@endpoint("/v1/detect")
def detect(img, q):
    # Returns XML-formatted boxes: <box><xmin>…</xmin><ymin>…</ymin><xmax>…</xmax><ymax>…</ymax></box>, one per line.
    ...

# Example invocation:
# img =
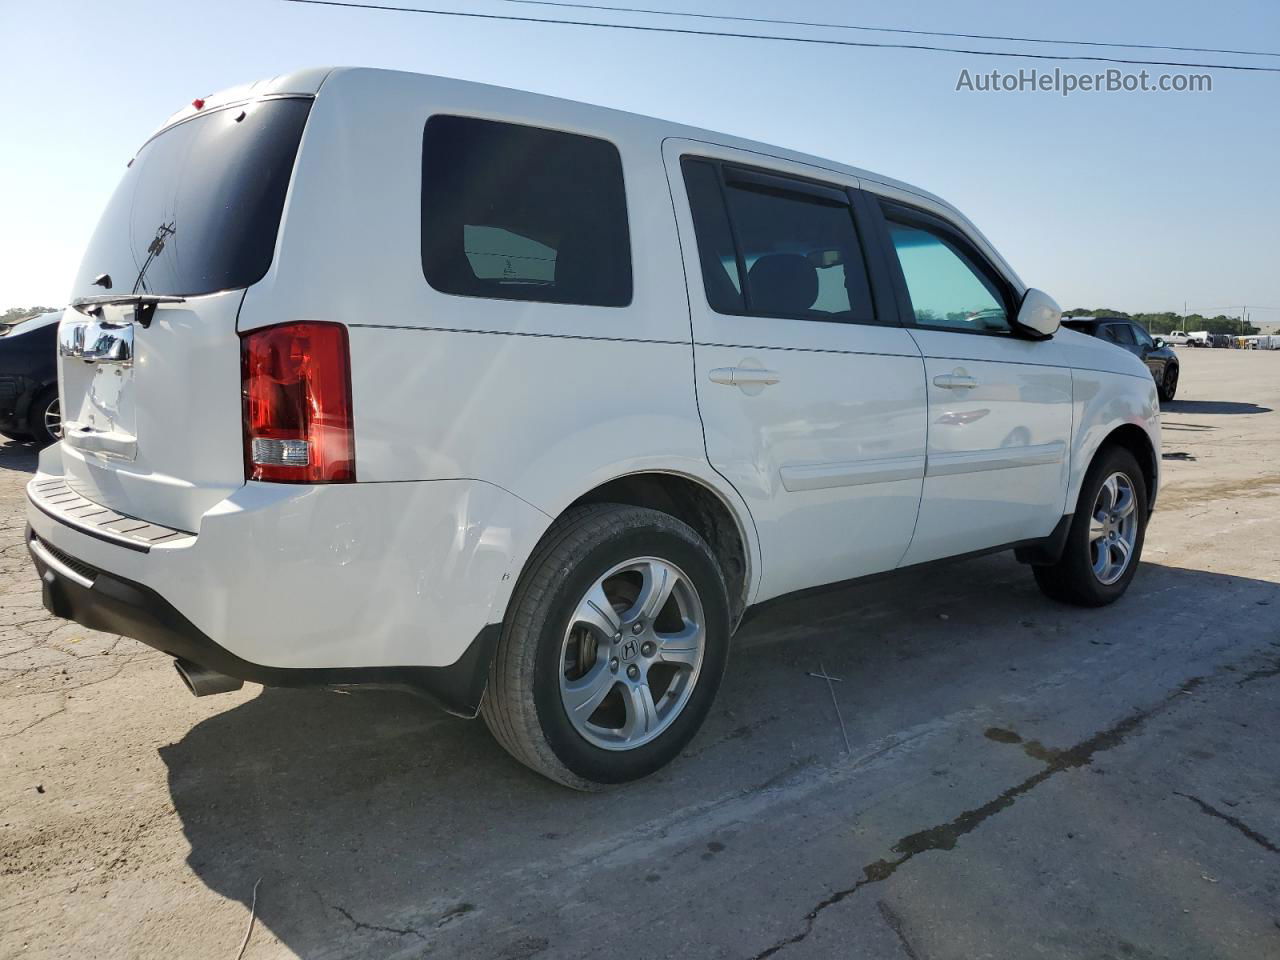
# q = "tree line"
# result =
<box><xmin>1063</xmin><ymin>308</ymin><xmax>1259</xmax><ymax>336</ymax></box>
<box><xmin>0</xmin><ymin>306</ymin><xmax>60</xmax><ymax>326</ymax></box>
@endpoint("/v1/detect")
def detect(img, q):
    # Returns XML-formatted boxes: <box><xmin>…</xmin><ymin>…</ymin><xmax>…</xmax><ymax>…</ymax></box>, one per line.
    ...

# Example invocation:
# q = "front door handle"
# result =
<box><xmin>933</xmin><ymin>373</ymin><xmax>979</xmax><ymax>389</ymax></box>
<box><xmin>709</xmin><ymin>367</ymin><xmax>781</xmax><ymax>387</ymax></box>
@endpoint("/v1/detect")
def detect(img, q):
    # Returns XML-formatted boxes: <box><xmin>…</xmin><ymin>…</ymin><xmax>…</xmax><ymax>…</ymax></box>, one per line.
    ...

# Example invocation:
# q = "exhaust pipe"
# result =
<box><xmin>174</xmin><ymin>659</ymin><xmax>244</xmax><ymax>697</ymax></box>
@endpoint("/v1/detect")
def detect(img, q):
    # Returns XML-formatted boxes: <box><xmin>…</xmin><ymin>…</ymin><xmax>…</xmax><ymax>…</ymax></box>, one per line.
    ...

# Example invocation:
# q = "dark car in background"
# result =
<box><xmin>1064</xmin><ymin>316</ymin><xmax>1180</xmax><ymax>402</ymax></box>
<box><xmin>0</xmin><ymin>311</ymin><xmax>61</xmax><ymax>445</ymax></box>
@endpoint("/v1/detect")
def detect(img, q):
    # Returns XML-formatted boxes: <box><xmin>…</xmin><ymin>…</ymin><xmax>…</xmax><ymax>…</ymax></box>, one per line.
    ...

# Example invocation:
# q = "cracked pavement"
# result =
<box><xmin>2</xmin><ymin>349</ymin><xmax>1279</xmax><ymax>959</ymax></box>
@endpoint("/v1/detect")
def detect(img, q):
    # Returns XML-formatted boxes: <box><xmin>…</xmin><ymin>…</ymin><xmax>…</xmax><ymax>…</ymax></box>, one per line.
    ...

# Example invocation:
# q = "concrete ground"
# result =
<box><xmin>2</xmin><ymin>349</ymin><xmax>1278</xmax><ymax>960</ymax></box>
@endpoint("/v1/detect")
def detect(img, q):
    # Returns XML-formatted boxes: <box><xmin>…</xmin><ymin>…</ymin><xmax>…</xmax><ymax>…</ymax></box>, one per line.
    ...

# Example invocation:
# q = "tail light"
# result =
<box><xmin>241</xmin><ymin>322</ymin><xmax>355</xmax><ymax>483</ymax></box>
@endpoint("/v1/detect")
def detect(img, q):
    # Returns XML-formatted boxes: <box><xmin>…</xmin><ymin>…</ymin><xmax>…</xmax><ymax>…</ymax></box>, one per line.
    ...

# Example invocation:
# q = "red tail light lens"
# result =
<box><xmin>241</xmin><ymin>322</ymin><xmax>355</xmax><ymax>483</ymax></box>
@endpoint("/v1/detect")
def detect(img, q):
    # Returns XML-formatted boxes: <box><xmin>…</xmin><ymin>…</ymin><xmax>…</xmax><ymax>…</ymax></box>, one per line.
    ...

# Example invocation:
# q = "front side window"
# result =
<box><xmin>885</xmin><ymin>215</ymin><xmax>1010</xmax><ymax>334</ymax></box>
<box><xmin>421</xmin><ymin>116</ymin><xmax>632</xmax><ymax>307</ymax></box>
<box><xmin>681</xmin><ymin>159</ymin><xmax>876</xmax><ymax>323</ymax></box>
<box><xmin>1132</xmin><ymin>325</ymin><xmax>1155</xmax><ymax>349</ymax></box>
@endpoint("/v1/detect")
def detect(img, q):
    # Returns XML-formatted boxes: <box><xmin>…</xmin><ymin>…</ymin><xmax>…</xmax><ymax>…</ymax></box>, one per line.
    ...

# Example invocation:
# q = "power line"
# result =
<box><xmin>280</xmin><ymin>0</ymin><xmax>1280</xmax><ymax>73</ymax></box>
<box><xmin>500</xmin><ymin>0</ymin><xmax>1280</xmax><ymax>60</ymax></box>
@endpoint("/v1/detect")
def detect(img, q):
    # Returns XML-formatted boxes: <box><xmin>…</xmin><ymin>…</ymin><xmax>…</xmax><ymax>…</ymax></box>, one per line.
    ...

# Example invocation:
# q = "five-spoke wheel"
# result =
<box><xmin>483</xmin><ymin>503</ymin><xmax>730</xmax><ymax>789</ymax></box>
<box><xmin>559</xmin><ymin>557</ymin><xmax>705</xmax><ymax>751</ymax></box>
<box><xmin>1032</xmin><ymin>445</ymin><xmax>1148</xmax><ymax>607</ymax></box>
<box><xmin>1088</xmin><ymin>473</ymin><xmax>1138</xmax><ymax>586</ymax></box>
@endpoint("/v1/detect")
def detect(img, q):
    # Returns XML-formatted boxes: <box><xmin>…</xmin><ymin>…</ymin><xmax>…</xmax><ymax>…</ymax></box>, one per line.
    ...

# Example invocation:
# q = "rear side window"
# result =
<box><xmin>421</xmin><ymin>116</ymin><xmax>632</xmax><ymax>307</ymax></box>
<box><xmin>1103</xmin><ymin>323</ymin><xmax>1136</xmax><ymax>346</ymax></box>
<box><xmin>72</xmin><ymin>98</ymin><xmax>312</xmax><ymax>299</ymax></box>
<box><xmin>681</xmin><ymin>159</ymin><xmax>876</xmax><ymax>324</ymax></box>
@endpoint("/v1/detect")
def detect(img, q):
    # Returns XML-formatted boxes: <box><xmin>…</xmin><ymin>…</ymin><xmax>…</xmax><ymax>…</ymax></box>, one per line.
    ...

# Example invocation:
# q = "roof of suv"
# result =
<box><xmin>1063</xmin><ymin>316</ymin><xmax>1130</xmax><ymax>330</ymax></box>
<box><xmin>150</xmin><ymin>66</ymin><xmax>1022</xmax><ymax>289</ymax></box>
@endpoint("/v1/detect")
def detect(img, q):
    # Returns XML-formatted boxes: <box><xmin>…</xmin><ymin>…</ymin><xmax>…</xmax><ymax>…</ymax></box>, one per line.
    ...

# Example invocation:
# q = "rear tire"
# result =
<box><xmin>1157</xmin><ymin>364</ymin><xmax>1179</xmax><ymax>403</ymax></box>
<box><xmin>29</xmin><ymin>388</ymin><xmax>61</xmax><ymax>447</ymax></box>
<box><xmin>482</xmin><ymin>503</ymin><xmax>730</xmax><ymax>790</ymax></box>
<box><xmin>1032</xmin><ymin>445</ymin><xmax>1148</xmax><ymax>607</ymax></box>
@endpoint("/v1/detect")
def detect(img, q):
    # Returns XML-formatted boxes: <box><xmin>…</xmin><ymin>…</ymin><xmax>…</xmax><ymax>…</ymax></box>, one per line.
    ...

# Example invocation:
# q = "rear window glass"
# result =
<box><xmin>72</xmin><ymin>98</ymin><xmax>312</xmax><ymax>299</ymax></box>
<box><xmin>421</xmin><ymin>115</ymin><xmax>632</xmax><ymax>307</ymax></box>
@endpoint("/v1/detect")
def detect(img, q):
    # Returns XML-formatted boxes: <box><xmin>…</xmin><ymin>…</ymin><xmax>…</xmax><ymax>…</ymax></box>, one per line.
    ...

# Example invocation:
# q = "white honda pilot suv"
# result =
<box><xmin>28</xmin><ymin>68</ymin><xmax>1159</xmax><ymax>788</ymax></box>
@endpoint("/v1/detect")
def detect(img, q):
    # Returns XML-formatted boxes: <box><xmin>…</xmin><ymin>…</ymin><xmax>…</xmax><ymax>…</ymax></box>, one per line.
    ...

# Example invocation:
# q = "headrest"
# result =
<box><xmin>747</xmin><ymin>254</ymin><xmax>818</xmax><ymax>315</ymax></box>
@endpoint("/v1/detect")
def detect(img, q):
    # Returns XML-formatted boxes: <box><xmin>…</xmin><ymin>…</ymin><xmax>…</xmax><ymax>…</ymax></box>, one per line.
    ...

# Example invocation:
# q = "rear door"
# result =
<box><xmin>665</xmin><ymin>142</ymin><xmax>927</xmax><ymax>602</ymax></box>
<box><xmin>871</xmin><ymin>199</ymin><xmax>1073</xmax><ymax>566</ymax></box>
<box><xmin>55</xmin><ymin>96</ymin><xmax>312</xmax><ymax>532</ymax></box>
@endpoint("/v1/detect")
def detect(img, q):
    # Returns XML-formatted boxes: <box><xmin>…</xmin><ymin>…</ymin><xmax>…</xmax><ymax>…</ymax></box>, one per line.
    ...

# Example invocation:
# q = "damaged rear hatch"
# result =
<box><xmin>55</xmin><ymin>93</ymin><xmax>313</xmax><ymax>533</ymax></box>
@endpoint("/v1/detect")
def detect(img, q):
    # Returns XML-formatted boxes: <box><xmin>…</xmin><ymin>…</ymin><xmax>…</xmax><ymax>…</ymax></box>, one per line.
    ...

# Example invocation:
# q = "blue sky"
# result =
<box><xmin>2</xmin><ymin>0</ymin><xmax>1278</xmax><ymax>322</ymax></box>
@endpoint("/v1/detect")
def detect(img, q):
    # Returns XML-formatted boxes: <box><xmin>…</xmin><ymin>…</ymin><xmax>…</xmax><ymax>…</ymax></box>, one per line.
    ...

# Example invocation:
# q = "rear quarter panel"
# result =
<box><xmin>236</xmin><ymin>68</ymin><xmax>762</xmax><ymax>604</ymax></box>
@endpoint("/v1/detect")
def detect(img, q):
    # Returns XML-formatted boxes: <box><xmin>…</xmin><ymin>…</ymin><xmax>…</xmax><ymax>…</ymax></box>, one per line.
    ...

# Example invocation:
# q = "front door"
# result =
<box><xmin>1100</xmin><ymin>321</ymin><xmax>1165</xmax><ymax>379</ymax></box>
<box><xmin>874</xmin><ymin>201</ymin><xmax>1074</xmax><ymax>566</ymax></box>
<box><xmin>665</xmin><ymin>142</ymin><xmax>927</xmax><ymax>602</ymax></box>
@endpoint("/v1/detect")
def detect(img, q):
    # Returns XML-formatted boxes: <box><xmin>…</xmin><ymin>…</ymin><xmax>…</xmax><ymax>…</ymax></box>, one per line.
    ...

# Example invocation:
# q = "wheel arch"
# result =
<box><xmin>502</xmin><ymin>470</ymin><xmax>759</xmax><ymax>631</ymax></box>
<box><xmin>1093</xmin><ymin>423</ymin><xmax>1159</xmax><ymax>512</ymax></box>
<box><xmin>568</xmin><ymin>471</ymin><xmax>756</xmax><ymax>628</ymax></box>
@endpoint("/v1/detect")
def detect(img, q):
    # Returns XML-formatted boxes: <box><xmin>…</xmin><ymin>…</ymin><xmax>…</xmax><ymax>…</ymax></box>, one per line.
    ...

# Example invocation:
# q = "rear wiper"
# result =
<box><xmin>70</xmin><ymin>294</ymin><xmax>186</xmax><ymax>328</ymax></box>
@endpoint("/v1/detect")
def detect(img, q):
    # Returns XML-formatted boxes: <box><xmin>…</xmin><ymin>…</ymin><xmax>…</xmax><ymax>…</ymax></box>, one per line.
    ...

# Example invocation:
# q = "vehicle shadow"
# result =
<box><xmin>157</xmin><ymin>555</ymin><xmax>1280</xmax><ymax>957</ymax></box>
<box><xmin>1161</xmin><ymin>400</ymin><xmax>1273</xmax><ymax>415</ymax></box>
<box><xmin>0</xmin><ymin>438</ymin><xmax>39</xmax><ymax>475</ymax></box>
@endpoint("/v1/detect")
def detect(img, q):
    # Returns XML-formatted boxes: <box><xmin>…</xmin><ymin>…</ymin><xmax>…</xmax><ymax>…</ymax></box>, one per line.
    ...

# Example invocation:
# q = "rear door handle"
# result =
<box><xmin>933</xmin><ymin>373</ymin><xmax>979</xmax><ymax>389</ymax></box>
<box><xmin>709</xmin><ymin>367</ymin><xmax>781</xmax><ymax>387</ymax></box>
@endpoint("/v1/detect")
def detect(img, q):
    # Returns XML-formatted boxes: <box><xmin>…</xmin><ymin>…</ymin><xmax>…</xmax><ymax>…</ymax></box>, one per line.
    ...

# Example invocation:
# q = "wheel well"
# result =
<box><xmin>1099</xmin><ymin>424</ymin><xmax>1157</xmax><ymax>506</ymax></box>
<box><xmin>570</xmin><ymin>473</ymin><xmax>751</xmax><ymax>626</ymax></box>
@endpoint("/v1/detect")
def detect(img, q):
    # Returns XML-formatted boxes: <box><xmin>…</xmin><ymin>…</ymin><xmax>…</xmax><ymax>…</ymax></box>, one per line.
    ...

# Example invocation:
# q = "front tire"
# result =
<box><xmin>1032</xmin><ymin>445</ymin><xmax>1148</xmax><ymax>607</ymax></box>
<box><xmin>482</xmin><ymin>503</ymin><xmax>730</xmax><ymax>789</ymax></box>
<box><xmin>1157</xmin><ymin>364</ymin><xmax>1179</xmax><ymax>402</ymax></box>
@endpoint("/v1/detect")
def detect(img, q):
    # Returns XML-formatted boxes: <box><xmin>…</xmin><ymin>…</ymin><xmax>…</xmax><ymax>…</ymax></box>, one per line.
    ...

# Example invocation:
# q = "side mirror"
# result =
<box><xmin>1154</xmin><ymin>337</ymin><xmax>1166</xmax><ymax>348</ymax></box>
<box><xmin>1013</xmin><ymin>288</ymin><xmax>1061</xmax><ymax>339</ymax></box>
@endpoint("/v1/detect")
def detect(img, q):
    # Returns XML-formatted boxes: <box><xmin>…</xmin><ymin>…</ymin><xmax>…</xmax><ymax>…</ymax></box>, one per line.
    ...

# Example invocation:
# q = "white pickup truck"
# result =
<box><xmin>1163</xmin><ymin>330</ymin><xmax>1191</xmax><ymax>346</ymax></box>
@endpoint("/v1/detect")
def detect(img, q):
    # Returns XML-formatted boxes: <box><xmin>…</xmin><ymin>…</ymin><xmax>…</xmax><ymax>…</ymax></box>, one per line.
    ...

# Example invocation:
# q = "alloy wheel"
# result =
<box><xmin>1089</xmin><ymin>472</ymin><xmax>1138</xmax><ymax>585</ymax></box>
<box><xmin>559</xmin><ymin>557</ymin><xmax>706</xmax><ymax>751</ymax></box>
<box><xmin>44</xmin><ymin>398</ymin><xmax>62</xmax><ymax>439</ymax></box>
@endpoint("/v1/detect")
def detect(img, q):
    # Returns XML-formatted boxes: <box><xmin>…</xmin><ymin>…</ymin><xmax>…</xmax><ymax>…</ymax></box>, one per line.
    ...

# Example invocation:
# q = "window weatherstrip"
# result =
<box><xmin>722</xmin><ymin>165</ymin><xmax>850</xmax><ymax>206</ymax></box>
<box><xmin>713</xmin><ymin>162</ymin><xmax>753</xmax><ymax>314</ymax></box>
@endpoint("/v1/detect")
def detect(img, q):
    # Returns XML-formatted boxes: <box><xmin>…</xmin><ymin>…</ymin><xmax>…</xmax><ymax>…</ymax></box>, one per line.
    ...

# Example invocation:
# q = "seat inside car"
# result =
<box><xmin>746</xmin><ymin>253</ymin><xmax>819</xmax><ymax>315</ymax></box>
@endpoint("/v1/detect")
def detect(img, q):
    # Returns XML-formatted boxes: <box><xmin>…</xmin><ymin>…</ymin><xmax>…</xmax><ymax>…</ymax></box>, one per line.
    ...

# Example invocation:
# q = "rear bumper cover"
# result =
<box><xmin>25</xmin><ymin>468</ymin><xmax>551</xmax><ymax>716</ymax></box>
<box><xmin>28</xmin><ymin>525</ymin><xmax>500</xmax><ymax>715</ymax></box>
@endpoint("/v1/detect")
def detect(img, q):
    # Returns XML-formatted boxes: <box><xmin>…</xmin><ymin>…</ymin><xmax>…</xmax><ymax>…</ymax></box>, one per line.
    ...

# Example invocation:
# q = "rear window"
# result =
<box><xmin>72</xmin><ymin>98</ymin><xmax>312</xmax><ymax>299</ymax></box>
<box><xmin>421</xmin><ymin>115</ymin><xmax>632</xmax><ymax>307</ymax></box>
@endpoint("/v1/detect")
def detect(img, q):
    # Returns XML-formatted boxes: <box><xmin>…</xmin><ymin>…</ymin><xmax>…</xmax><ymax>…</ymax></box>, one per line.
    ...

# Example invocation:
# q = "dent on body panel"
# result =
<box><xmin>190</xmin><ymin>481</ymin><xmax>549</xmax><ymax>668</ymax></box>
<box><xmin>928</xmin><ymin>365</ymin><xmax>1071</xmax><ymax>453</ymax></box>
